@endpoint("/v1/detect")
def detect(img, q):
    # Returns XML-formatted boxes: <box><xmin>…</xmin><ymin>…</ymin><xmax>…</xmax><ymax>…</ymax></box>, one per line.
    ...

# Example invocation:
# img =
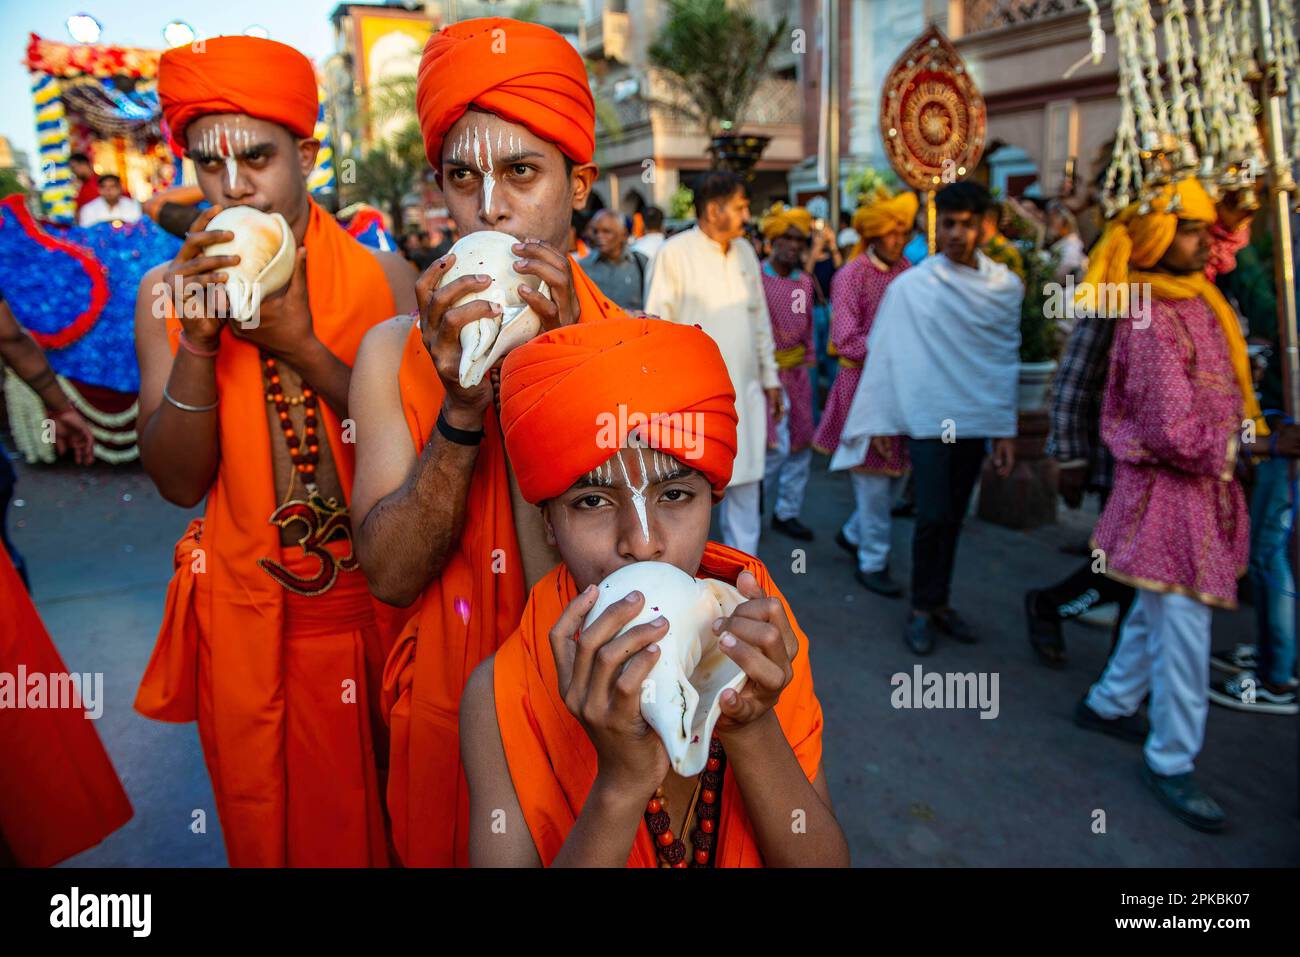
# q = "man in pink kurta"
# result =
<box><xmin>818</xmin><ymin>191</ymin><xmax>916</xmax><ymax>596</ymax></box>
<box><xmin>759</xmin><ymin>205</ymin><xmax>818</xmax><ymax>541</ymax></box>
<box><xmin>1074</xmin><ymin>178</ymin><xmax>1300</xmax><ymax>833</ymax></box>
<box><xmin>1093</xmin><ymin>294</ymin><xmax>1248</xmax><ymax>608</ymax></box>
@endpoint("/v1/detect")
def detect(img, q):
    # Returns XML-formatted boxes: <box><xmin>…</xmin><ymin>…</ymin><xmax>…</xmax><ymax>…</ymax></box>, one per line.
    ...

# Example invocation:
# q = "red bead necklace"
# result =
<box><xmin>644</xmin><ymin>736</ymin><xmax>726</xmax><ymax>868</ymax></box>
<box><xmin>260</xmin><ymin>352</ymin><xmax>320</xmax><ymax>491</ymax></box>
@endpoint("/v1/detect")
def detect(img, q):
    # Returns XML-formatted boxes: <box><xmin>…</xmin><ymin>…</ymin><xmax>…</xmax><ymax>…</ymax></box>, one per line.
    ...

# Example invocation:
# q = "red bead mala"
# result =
<box><xmin>643</xmin><ymin>736</ymin><xmax>726</xmax><ymax>868</ymax></box>
<box><xmin>260</xmin><ymin>352</ymin><xmax>320</xmax><ymax>488</ymax></box>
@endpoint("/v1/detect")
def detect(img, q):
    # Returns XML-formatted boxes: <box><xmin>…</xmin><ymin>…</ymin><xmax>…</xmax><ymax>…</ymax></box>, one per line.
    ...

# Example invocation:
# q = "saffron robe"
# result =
<box><xmin>0</xmin><ymin>546</ymin><xmax>133</xmax><ymax>866</ymax></box>
<box><xmin>492</xmin><ymin>542</ymin><xmax>824</xmax><ymax>866</ymax></box>
<box><xmin>383</xmin><ymin>259</ymin><xmax>623</xmax><ymax>866</ymax></box>
<box><xmin>134</xmin><ymin>200</ymin><xmax>404</xmax><ymax>866</ymax></box>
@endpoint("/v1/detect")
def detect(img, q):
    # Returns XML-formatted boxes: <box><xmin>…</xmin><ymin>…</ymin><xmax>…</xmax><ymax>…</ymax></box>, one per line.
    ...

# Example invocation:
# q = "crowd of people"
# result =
<box><xmin>570</xmin><ymin>151</ymin><xmax>1300</xmax><ymax>836</ymax></box>
<box><xmin>2</xmin><ymin>14</ymin><xmax>1297</xmax><ymax>866</ymax></box>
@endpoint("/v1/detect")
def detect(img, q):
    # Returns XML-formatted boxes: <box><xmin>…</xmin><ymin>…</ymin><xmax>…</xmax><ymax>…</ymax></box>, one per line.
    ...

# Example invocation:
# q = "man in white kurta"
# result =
<box><xmin>645</xmin><ymin>172</ymin><xmax>780</xmax><ymax>556</ymax></box>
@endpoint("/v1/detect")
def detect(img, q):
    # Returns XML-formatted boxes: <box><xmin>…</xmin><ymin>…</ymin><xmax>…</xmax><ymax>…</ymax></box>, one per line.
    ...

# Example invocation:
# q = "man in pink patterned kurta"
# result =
<box><xmin>1074</xmin><ymin>178</ymin><xmax>1300</xmax><ymax>833</ymax></box>
<box><xmin>817</xmin><ymin>191</ymin><xmax>916</xmax><ymax>596</ymax></box>
<box><xmin>760</xmin><ymin>207</ymin><xmax>818</xmax><ymax>541</ymax></box>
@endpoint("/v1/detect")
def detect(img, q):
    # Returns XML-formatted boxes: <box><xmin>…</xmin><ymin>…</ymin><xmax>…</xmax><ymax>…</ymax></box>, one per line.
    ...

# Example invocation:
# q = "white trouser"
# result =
<box><xmin>718</xmin><ymin>480</ymin><xmax>761</xmax><ymax>556</ymax></box>
<box><xmin>1085</xmin><ymin>589</ymin><xmax>1213</xmax><ymax>777</ymax></box>
<box><xmin>841</xmin><ymin>472</ymin><xmax>902</xmax><ymax>574</ymax></box>
<box><xmin>765</xmin><ymin>446</ymin><xmax>812</xmax><ymax>522</ymax></box>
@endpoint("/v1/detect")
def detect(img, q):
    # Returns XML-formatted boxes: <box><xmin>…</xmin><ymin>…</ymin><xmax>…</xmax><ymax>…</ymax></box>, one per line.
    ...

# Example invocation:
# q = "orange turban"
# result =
<box><xmin>416</xmin><ymin>17</ymin><xmax>595</xmax><ymax>173</ymax></box>
<box><xmin>159</xmin><ymin>36</ymin><xmax>318</xmax><ymax>156</ymax></box>
<box><xmin>760</xmin><ymin>203</ymin><xmax>813</xmax><ymax>240</ymax></box>
<box><xmin>852</xmin><ymin>191</ymin><xmax>919</xmax><ymax>240</ymax></box>
<box><xmin>498</xmin><ymin>319</ymin><xmax>738</xmax><ymax>504</ymax></box>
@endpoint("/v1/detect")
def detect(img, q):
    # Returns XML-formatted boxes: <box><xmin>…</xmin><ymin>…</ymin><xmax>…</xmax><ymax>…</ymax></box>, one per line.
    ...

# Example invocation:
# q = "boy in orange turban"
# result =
<box><xmin>133</xmin><ymin>35</ymin><xmax>418</xmax><ymax>867</ymax></box>
<box><xmin>347</xmin><ymin>17</ymin><xmax>627</xmax><ymax>866</ymax></box>
<box><xmin>457</xmin><ymin>318</ymin><xmax>848</xmax><ymax>866</ymax></box>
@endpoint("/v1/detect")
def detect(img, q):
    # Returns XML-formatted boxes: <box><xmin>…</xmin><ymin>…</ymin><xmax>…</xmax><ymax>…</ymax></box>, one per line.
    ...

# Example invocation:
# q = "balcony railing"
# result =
<box><xmin>961</xmin><ymin>0</ymin><xmax>1091</xmax><ymax>35</ymax></box>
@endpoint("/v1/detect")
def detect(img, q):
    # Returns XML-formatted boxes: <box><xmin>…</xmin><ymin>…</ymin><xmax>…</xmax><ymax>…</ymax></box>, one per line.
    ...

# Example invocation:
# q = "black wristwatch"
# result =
<box><xmin>437</xmin><ymin>409</ymin><xmax>485</xmax><ymax>446</ymax></box>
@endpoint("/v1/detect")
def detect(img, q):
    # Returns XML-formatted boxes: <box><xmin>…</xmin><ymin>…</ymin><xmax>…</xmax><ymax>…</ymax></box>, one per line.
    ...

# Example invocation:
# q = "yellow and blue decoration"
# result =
<box><xmin>33</xmin><ymin>73</ymin><xmax>77</xmax><ymax>224</ymax></box>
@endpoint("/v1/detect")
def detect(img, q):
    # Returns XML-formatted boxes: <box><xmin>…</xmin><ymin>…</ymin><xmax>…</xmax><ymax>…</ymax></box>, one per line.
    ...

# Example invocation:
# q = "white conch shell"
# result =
<box><xmin>584</xmin><ymin>561</ymin><xmax>747</xmax><ymax>777</ymax></box>
<box><xmin>204</xmin><ymin>206</ymin><xmax>295</xmax><ymax>322</ymax></box>
<box><xmin>436</xmin><ymin>230</ymin><xmax>549</xmax><ymax>388</ymax></box>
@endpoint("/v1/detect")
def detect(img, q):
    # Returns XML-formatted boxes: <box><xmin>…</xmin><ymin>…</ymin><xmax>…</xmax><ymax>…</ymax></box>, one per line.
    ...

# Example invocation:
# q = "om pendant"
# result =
<box><xmin>257</xmin><ymin>488</ymin><xmax>359</xmax><ymax>596</ymax></box>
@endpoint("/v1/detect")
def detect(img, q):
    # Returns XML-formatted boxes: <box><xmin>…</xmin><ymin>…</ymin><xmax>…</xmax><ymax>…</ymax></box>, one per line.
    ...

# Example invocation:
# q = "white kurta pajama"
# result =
<box><xmin>645</xmin><ymin>226</ymin><xmax>779</xmax><ymax>555</ymax></box>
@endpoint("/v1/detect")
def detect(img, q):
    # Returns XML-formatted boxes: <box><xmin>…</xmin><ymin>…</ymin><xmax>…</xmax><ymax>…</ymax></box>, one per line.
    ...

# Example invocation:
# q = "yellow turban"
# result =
<box><xmin>849</xmin><ymin>191</ymin><xmax>919</xmax><ymax>259</ymax></box>
<box><xmin>760</xmin><ymin>203</ymin><xmax>814</xmax><ymax>240</ymax></box>
<box><xmin>1077</xmin><ymin>177</ymin><xmax>1265</xmax><ymax>437</ymax></box>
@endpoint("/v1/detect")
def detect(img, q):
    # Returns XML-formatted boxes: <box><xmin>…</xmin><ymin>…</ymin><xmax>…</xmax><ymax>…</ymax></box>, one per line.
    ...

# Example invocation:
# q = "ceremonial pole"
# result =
<box><xmin>1254</xmin><ymin>0</ymin><xmax>1299</xmax><ymax>443</ymax></box>
<box><xmin>927</xmin><ymin>189</ymin><xmax>936</xmax><ymax>255</ymax></box>
<box><xmin>827</xmin><ymin>0</ymin><xmax>841</xmax><ymax>235</ymax></box>
<box><xmin>1252</xmin><ymin>0</ymin><xmax>1300</xmax><ymax>818</ymax></box>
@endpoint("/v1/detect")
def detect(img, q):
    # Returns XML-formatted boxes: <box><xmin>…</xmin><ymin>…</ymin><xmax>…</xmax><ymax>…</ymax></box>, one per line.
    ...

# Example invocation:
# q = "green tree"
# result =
<box><xmin>342</xmin><ymin>74</ymin><xmax>426</xmax><ymax>229</ymax></box>
<box><xmin>648</xmin><ymin>0</ymin><xmax>787</xmax><ymax>137</ymax></box>
<box><xmin>0</xmin><ymin>168</ymin><xmax>27</xmax><ymax>200</ymax></box>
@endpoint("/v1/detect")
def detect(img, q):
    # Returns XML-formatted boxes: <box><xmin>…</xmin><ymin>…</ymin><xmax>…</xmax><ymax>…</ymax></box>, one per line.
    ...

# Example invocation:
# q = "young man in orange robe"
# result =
<box><xmin>349</xmin><ymin>17</ymin><xmax>625</xmax><ymax>866</ymax></box>
<box><xmin>458</xmin><ymin>318</ymin><xmax>849</xmax><ymax>866</ymax></box>
<box><xmin>132</xmin><ymin>36</ymin><xmax>417</xmax><ymax>867</ymax></box>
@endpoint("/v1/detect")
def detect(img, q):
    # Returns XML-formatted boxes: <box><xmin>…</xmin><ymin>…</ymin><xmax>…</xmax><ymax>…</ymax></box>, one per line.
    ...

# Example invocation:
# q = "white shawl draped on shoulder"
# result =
<box><xmin>831</xmin><ymin>251</ymin><xmax>1024</xmax><ymax>471</ymax></box>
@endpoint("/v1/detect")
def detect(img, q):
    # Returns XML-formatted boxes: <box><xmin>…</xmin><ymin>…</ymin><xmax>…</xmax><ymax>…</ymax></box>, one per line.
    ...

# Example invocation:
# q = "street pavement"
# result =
<box><xmin>9</xmin><ymin>454</ymin><xmax>1299</xmax><ymax>866</ymax></box>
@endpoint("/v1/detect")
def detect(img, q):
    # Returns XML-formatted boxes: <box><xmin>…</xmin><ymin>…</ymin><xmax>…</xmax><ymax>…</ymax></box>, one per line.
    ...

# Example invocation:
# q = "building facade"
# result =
<box><xmin>580</xmin><ymin>0</ymin><xmax>803</xmax><ymax>217</ymax></box>
<box><xmin>952</xmin><ymin>0</ymin><xmax>1120</xmax><ymax>202</ymax></box>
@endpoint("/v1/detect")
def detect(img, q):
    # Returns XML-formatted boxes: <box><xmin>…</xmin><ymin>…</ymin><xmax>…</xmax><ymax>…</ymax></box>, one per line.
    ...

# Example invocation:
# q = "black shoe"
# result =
<box><xmin>931</xmin><ymin>607</ymin><xmax>977</xmax><ymax>643</ymax></box>
<box><xmin>772</xmin><ymin>516</ymin><xmax>815</xmax><ymax>541</ymax></box>
<box><xmin>890</xmin><ymin>500</ymin><xmax>915</xmax><ymax>518</ymax></box>
<box><xmin>1025</xmin><ymin>589</ymin><xmax>1066</xmax><ymax>667</ymax></box>
<box><xmin>856</xmin><ymin>568</ymin><xmax>903</xmax><ymax>598</ymax></box>
<box><xmin>834</xmin><ymin>528</ymin><xmax>857</xmax><ymax>559</ymax></box>
<box><xmin>903</xmin><ymin>613</ymin><xmax>935</xmax><ymax>655</ymax></box>
<box><xmin>1140</xmin><ymin>764</ymin><xmax>1226</xmax><ymax>833</ymax></box>
<box><xmin>1207</xmin><ymin>671</ymin><xmax>1300</xmax><ymax>715</ymax></box>
<box><xmin>1073</xmin><ymin>697</ymin><xmax>1147</xmax><ymax>743</ymax></box>
<box><xmin>1209</xmin><ymin>643</ymin><xmax>1258</xmax><ymax>676</ymax></box>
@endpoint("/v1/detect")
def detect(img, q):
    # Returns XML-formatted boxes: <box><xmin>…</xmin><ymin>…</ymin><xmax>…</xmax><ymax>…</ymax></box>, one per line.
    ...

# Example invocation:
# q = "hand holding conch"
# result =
<box><xmin>434</xmin><ymin>231</ymin><xmax>551</xmax><ymax>388</ymax></box>
<box><xmin>710</xmin><ymin>570</ymin><xmax>798</xmax><ymax>736</ymax></box>
<box><xmin>549</xmin><ymin>584</ymin><xmax>670</xmax><ymax>797</ymax></box>
<box><xmin>202</xmin><ymin>205</ymin><xmax>295</xmax><ymax>324</ymax></box>
<box><xmin>580</xmin><ymin>562</ymin><xmax>753</xmax><ymax>777</ymax></box>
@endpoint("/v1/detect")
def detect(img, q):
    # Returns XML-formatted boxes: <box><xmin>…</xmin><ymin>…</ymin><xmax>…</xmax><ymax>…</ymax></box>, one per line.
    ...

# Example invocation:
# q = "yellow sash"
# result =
<box><xmin>775</xmin><ymin>344</ymin><xmax>808</xmax><ymax>370</ymax></box>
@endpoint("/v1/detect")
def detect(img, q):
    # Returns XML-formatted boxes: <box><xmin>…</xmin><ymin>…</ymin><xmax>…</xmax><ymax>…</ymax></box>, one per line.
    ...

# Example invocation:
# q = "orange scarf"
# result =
<box><xmin>383</xmin><ymin>259</ymin><xmax>623</xmax><ymax>866</ymax></box>
<box><xmin>492</xmin><ymin>542</ymin><xmax>824</xmax><ymax>867</ymax></box>
<box><xmin>0</xmin><ymin>545</ymin><xmax>133</xmax><ymax>865</ymax></box>
<box><xmin>134</xmin><ymin>200</ymin><xmax>400</xmax><ymax>864</ymax></box>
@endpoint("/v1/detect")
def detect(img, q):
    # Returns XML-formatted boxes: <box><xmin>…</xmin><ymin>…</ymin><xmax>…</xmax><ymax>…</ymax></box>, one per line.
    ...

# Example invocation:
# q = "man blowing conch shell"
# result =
<box><xmin>347</xmin><ymin>17</ymin><xmax>627</xmax><ymax>866</ymax></box>
<box><xmin>132</xmin><ymin>36</ymin><xmax>418</xmax><ymax>867</ymax></box>
<box><xmin>458</xmin><ymin>317</ymin><xmax>849</xmax><ymax>867</ymax></box>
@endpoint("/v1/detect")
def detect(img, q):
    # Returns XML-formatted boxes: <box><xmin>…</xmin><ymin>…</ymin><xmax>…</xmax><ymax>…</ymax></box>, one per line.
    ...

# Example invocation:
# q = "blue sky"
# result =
<box><xmin>0</xmin><ymin>0</ymin><xmax>341</xmax><ymax>171</ymax></box>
